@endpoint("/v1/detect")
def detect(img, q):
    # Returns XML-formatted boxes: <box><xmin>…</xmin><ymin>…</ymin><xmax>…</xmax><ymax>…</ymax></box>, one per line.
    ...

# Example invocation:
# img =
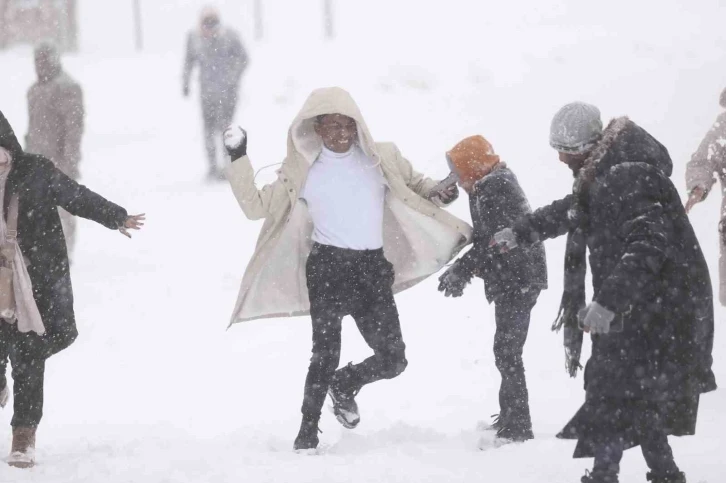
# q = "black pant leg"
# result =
<box><xmin>201</xmin><ymin>99</ymin><xmax>219</xmax><ymax>170</ymax></box>
<box><xmin>638</xmin><ymin>404</ymin><xmax>680</xmax><ymax>476</ymax></box>
<box><xmin>301</xmin><ymin>249</ymin><xmax>350</xmax><ymax>421</ymax></box>
<box><xmin>0</xmin><ymin>323</ymin><xmax>11</xmax><ymax>391</ymax></box>
<box><xmin>345</xmin><ymin>255</ymin><xmax>407</xmax><ymax>391</ymax></box>
<box><xmin>493</xmin><ymin>290</ymin><xmax>538</xmax><ymax>431</ymax></box>
<box><xmin>592</xmin><ymin>433</ymin><xmax>624</xmax><ymax>476</ymax></box>
<box><xmin>9</xmin><ymin>342</ymin><xmax>45</xmax><ymax>428</ymax></box>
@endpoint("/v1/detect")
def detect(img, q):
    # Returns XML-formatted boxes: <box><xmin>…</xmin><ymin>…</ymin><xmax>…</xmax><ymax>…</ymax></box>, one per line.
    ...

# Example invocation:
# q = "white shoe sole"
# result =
<box><xmin>327</xmin><ymin>391</ymin><xmax>360</xmax><ymax>429</ymax></box>
<box><xmin>7</xmin><ymin>450</ymin><xmax>35</xmax><ymax>468</ymax></box>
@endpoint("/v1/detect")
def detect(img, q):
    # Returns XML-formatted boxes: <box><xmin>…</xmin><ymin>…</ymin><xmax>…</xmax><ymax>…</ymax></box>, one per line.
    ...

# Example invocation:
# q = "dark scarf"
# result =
<box><xmin>551</xmin><ymin>117</ymin><xmax>629</xmax><ymax>377</ymax></box>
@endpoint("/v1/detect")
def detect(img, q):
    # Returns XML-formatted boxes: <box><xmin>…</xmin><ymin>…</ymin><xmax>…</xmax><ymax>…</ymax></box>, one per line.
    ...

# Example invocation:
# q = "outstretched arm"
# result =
<box><xmin>512</xmin><ymin>194</ymin><xmax>574</xmax><ymax>246</ymax></box>
<box><xmin>46</xmin><ymin>158</ymin><xmax>128</xmax><ymax>230</ymax></box>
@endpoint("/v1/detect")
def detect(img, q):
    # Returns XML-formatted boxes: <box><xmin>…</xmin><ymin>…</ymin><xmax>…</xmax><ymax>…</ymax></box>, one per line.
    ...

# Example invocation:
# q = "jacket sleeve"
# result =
<box><xmin>455</xmin><ymin>175</ymin><xmax>523</xmax><ymax>279</ymax></box>
<box><xmin>593</xmin><ymin>166</ymin><xmax>670</xmax><ymax>314</ymax></box>
<box><xmin>392</xmin><ymin>147</ymin><xmax>439</xmax><ymax>198</ymax></box>
<box><xmin>45</xmin><ymin>159</ymin><xmax>128</xmax><ymax>229</ymax></box>
<box><xmin>512</xmin><ymin>194</ymin><xmax>574</xmax><ymax>245</ymax></box>
<box><xmin>182</xmin><ymin>32</ymin><xmax>196</xmax><ymax>91</ymax></box>
<box><xmin>57</xmin><ymin>81</ymin><xmax>84</xmax><ymax>176</ymax></box>
<box><xmin>224</xmin><ymin>155</ymin><xmax>289</xmax><ymax>220</ymax></box>
<box><xmin>685</xmin><ymin>113</ymin><xmax>726</xmax><ymax>197</ymax></box>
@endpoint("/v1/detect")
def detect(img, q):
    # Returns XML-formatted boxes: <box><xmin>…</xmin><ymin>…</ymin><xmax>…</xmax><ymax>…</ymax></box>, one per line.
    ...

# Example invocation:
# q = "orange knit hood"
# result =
<box><xmin>446</xmin><ymin>135</ymin><xmax>501</xmax><ymax>184</ymax></box>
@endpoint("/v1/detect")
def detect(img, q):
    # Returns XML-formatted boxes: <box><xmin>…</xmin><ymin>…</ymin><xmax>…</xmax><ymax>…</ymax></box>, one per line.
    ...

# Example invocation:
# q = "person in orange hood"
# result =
<box><xmin>438</xmin><ymin>135</ymin><xmax>547</xmax><ymax>445</ymax></box>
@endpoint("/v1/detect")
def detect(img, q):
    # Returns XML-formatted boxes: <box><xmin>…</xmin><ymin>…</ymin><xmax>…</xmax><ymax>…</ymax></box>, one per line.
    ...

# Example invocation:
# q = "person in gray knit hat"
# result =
<box><xmin>549</xmin><ymin>102</ymin><xmax>604</xmax><ymax>155</ymax></box>
<box><xmin>491</xmin><ymin>102</ymin><xmax>714</xmax><ymax>483</ymax></box>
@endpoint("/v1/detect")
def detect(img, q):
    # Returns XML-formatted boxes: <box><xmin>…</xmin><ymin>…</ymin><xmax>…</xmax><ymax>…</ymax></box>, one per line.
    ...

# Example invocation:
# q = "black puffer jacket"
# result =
<box><xmin>455</xmin><ymin>166</ymin><xmax>547</xmax><ymax>302</ymax></box>
<box><xmin>0</xmin><ymin>111</ymin><xmax>128</xmax><ymax>358</ymax></box>
<box><xmin>513</xmin><ymin>118</ymin><xmax>716</xmax><ymax>432</ymax></box>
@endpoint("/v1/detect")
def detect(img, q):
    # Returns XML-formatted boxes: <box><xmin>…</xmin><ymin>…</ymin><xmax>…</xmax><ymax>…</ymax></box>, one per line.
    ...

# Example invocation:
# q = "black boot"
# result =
<box><xmin>581</xmin><ymin>469</ymin><xmax>619</xmax><ymax>483</ymax></box>
<box><xmin>293</xmin><ymin>418</ymin><xmax>320</xmax><ymax>451</ymax></box>
<box><xmin>646</xmin><ymin>471</ymin><xmax>686</xmax><ymax>483</ymax></box>
<box><xmin>494</xmin><ymin>424</ymin><xmax>533</xmax><ymax>445</ymax></box>
<box><xmin>328</xmin><ymin>363</ymin><xmax>361</xmax><ymax>429</ymax></box>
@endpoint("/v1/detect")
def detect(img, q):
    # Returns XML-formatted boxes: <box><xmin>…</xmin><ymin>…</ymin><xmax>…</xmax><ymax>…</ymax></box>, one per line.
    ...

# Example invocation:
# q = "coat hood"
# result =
<box><xmin>577</xmin><ymin>117</ymin><xmax>672</xmax><ymax>193</ymax></box>
<box><xmin>287</xmin><ymin>87</ymin><xmax>379</xmax><ymax>164</ymax></box>
<box><xmin>0</xmin><ymin>111</ymin><xmax>23</xmax><ymax>158</ymax></box>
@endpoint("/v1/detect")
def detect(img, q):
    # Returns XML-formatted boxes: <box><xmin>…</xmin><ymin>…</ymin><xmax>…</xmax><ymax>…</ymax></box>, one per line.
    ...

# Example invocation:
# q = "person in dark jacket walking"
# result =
<box><xmin>183</xmin><ymin>6</ymin><xmax>248</xmax><ymax>180</ymax></box>
<box><xmin>26</xmin><ymin>42</ymin><xmax>85</xmax><ymax>258</ymax></box>
<box><xmin>437</xmin><ymin>135</ymin><xmax>547</xmax><ymax>445</ymax></box>
<box><xmin>492</xmin><ymin>103</ymin><xmax>716</xmax><ymax>483</ymax></box>
<box><xmin>0</xmin><ymin>111</ymin><xmax>144</xmax><ymax>468</ymax></box>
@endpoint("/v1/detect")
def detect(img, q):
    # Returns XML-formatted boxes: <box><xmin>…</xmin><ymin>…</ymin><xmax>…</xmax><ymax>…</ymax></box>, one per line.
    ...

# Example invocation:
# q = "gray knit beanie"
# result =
<box><xmin>549</xmin><ymin>102</ymin><xmax>603</xmax><ymax>154</ymax></box>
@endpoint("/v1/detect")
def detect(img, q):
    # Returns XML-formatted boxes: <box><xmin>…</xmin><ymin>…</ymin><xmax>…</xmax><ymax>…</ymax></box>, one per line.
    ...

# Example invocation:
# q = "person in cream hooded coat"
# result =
<box><xmin>224</xmin><ymin>87</ymin><xmax>471</xmax><ymax>450</ymax></box>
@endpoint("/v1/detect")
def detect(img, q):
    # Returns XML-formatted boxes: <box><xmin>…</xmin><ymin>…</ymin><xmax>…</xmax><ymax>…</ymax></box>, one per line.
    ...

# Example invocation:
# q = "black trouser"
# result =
<box><xmin>0</xmin><ymin>323</ymin><xmax>45</xmax><ymax>428</ymax></box>
<box><xmin>592</xmin><ymin>403</ymin><xmax>680</xmax><ymax>478</ymax></box>
<box><xmin>493</xmin><ymin>289</ymin><xmax>539</xmax><ymax>432</ymax></box>
<box><xmin>301</xmin><ymin>243</ymin><xmax>407</xmax><ymax>421</ymax></box>
<box><xmin>201</xmin><ymin>92</ymin><xmax>237</xmax><ymax>171</ymax></box>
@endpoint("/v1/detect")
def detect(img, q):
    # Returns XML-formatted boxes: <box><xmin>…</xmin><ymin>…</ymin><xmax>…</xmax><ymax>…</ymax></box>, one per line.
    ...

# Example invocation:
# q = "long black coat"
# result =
<box><xmin>513</xmin><ymin>118</ymin><xmax>716</xmax><ymax>454</ymax></box>
<box><xmin>456</xmin><ymin>166</ymin><xmax>547</xmax><ymax>302</ymax></box>
<box><xmin>0</xmin><ymin>111</ymin><xmax>128</xmax><ymax>358</ymax></box>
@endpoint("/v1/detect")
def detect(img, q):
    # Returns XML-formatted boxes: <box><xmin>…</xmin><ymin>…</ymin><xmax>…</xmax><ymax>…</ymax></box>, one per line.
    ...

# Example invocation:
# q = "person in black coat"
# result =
<box><xmin>492</xmin><ymin>103</ymin><xmax>716</xmax><ymax>483</ymax></box>
<box><xmin>0</xmin><ymin>111</ymin><xmax>144</xmax><ymax>468</ymax></box>
<box><xmin>437</xmin><ymin>135</ymin><xmax>547</xmax><ymax>444</ymax></box>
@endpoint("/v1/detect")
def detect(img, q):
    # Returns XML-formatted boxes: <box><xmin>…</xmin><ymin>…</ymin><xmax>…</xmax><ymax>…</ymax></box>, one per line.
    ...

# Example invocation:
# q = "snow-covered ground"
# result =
<box><xmin>0</xmin><ymin>1</ymin><xmax>725</xmax><ymax>481</ymax></box>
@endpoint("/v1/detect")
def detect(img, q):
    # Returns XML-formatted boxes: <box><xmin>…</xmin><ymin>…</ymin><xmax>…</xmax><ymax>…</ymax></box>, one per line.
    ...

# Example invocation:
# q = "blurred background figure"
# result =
<box><xmin>26</xmin><ymin>41</ymin><xmax>84</xmax><ymax>259</ymax></box>
<box><xmin>182</xmin><ymin>5</ymin><xmax>248</xmax><ymax>181</ymax></box>
<box><xmin>685</xmin><ymin>86</ymin><xmax>726</xmax><ymax>306</ymax></box>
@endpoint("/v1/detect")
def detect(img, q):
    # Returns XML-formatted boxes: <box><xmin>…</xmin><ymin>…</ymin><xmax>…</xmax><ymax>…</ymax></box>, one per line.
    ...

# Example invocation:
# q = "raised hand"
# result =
<box><xmin>685</xmin><ymin>186</ymin><xmax>706</xmax><ymax>214</ymax></box>
<box><xmin>223</xmin><ymin>125</ymin><xmax>247</xmax><ymax>160</ymax></box>
<box><xmin>119</xmin><ymin>214</ymin><xmax>145</xmax><ymax>239</ymax></box>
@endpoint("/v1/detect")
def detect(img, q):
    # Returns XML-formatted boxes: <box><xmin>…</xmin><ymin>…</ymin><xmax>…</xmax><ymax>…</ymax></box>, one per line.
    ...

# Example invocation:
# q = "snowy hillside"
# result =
<box><xmin>0</xmin><ymin>0</ymin><xmax>725</xmax><ymax>481</ymax></box>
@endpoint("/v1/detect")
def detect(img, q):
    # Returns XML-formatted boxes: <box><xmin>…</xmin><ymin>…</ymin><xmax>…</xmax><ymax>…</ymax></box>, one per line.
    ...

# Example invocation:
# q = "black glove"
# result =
<box><xmin>223</xmin><ymin>126</ymin><xmax>247</xmax><ymax>161</ymax></box>
<box><xmin>437</xmin><ymin>263</ymin><xmax>468</xmax><ymax>297</ymax></box>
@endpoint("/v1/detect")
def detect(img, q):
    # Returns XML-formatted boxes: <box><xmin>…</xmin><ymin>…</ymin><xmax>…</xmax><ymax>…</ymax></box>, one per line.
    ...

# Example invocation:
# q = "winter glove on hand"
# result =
<box><xmin>577</xmin><ymin>302</ymin><xmax>615</xmax><ymax>335</ymax></box>
<box><xmin>489</xmin><ymin>227</ymin><xmax>519</xmax><ymax>253</ymax></box>
<box><xmin>437</xmin><ymin>263</ymin><xmax>468</xmax><ymax>298</ymax></box>
<box><xmin>223</xmin><ymin>126</ymin><xmax>247</xmax><ymax>161</ymax></box>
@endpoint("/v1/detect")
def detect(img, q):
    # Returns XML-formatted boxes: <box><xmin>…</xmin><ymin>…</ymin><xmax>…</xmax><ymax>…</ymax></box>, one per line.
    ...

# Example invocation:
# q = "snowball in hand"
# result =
<box><xmin>224</xmin><ymin>126</ymin><xmax>246</xmax><ymax>150</ymax></box>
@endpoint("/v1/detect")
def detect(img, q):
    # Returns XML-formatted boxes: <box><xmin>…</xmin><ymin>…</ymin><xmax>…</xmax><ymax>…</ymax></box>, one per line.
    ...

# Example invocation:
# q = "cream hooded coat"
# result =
<box><xmin>224</xmin><ymin>87</ymin><xmax>472</xmax><ymax>324</ymax></box>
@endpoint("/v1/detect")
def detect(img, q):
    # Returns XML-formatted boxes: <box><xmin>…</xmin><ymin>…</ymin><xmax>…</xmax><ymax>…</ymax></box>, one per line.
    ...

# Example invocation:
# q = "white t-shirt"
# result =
<box><xmin>301</xmin><ymin>145</ymin><xmax>386</xmax><ymax>250</ymax></box>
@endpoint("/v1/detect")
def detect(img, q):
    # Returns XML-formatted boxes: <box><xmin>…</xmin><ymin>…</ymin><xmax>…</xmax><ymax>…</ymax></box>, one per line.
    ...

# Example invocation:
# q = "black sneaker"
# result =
<box><xmin>646</xmin><ymin>471</ymin><xmax>686</xmax><ymax>483</ymax></box>
<box><xmin>293</xmin><ymin>419</ymin><xmax>320</xmax><ymax>451</ymax></box>
<box><xmin>494</xmin><ymin>425</ymin><xmax>534</xmax><ymax>446</ymax></box>
<box><xmin>581</xmin><ymin>469</ymin><xmax>619</xmax><ymax>483</ymax></box>
<box><xmin>328</xmin><ymin>385</ymin><xmax>360</xmax><ymax>429</ymax></box>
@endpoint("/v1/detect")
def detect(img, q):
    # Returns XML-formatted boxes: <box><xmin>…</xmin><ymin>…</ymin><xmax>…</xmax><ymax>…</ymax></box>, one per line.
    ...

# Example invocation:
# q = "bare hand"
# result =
<box><xmin>119</xmin><ymin>214</ymin><xmax>145</xmax><ymax>239</ymax></box>
<box><xmin>685</xmin><ymin>186</ymin><xmax>706</xmax><ymax>214</ymax></box>
<box><xmin>438</xmin><ymin>185</ymin><xmax>459</xmax><ymax>203</ymax></box>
